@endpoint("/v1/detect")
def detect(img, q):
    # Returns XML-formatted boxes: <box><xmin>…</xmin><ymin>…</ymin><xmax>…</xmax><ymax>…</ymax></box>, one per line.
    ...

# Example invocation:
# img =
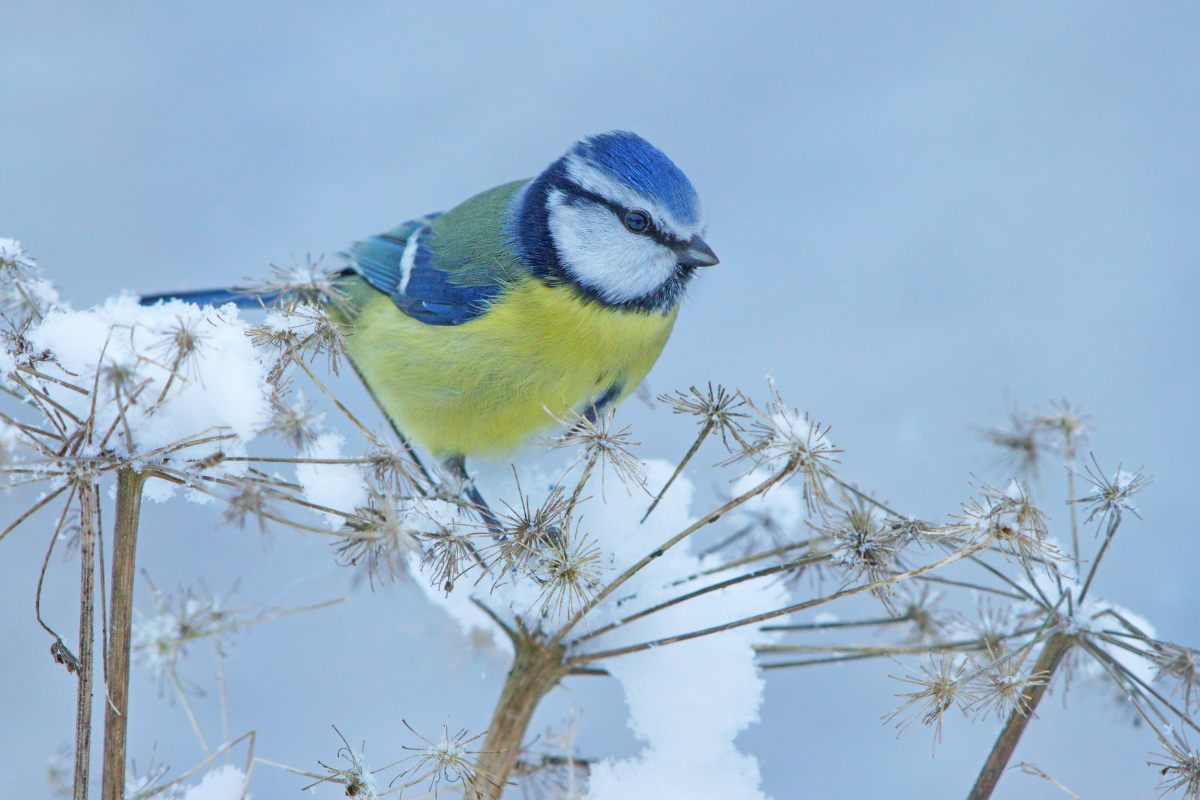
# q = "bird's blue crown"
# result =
<box><xmin>568</xmin><ymin>132</ymin><xmax>701</xmax><ymax>226</ymax></box>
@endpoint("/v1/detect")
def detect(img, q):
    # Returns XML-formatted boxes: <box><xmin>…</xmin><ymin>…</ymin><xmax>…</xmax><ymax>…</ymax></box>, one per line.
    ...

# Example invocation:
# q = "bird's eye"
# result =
<box><xmin>622</xmin><ymin>209</ymin><xmax>651</xmax><ymax>234</ymax></box>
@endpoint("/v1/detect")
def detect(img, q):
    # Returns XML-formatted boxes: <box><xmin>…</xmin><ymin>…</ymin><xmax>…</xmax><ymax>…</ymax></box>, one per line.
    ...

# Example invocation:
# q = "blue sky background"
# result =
<box><xmin>2</xmin><ymin>2</ymin><xmax>1198</xmax><ymax>798</ymax></box>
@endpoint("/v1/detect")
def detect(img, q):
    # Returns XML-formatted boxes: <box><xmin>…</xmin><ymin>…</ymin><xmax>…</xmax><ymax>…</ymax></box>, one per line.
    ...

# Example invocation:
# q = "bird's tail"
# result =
<box><xmin>138</xmin><ymin>287</ymin><xmax>285</xmax><ymax>309</ymax></box>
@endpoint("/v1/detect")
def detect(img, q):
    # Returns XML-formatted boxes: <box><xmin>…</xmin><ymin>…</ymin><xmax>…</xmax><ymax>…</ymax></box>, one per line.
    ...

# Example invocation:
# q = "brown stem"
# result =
<box><xmin>100</xmin><ymin>468</ymin><xmax>146</xmax><ymax>800</ymax></box>
<box><xmin>966</xmin><ymin>632</ymin><xmax>1073</xmax><ymax>800</ymax></box>
<box><xmin>465</xmin><ymin>632</ymin><xmax>569</xmax><ymax>800</ymax></box>
<box><xmin>73</xmin><ymin>483</ymin><xmax>98</xmax><ymax>800</ymax></box>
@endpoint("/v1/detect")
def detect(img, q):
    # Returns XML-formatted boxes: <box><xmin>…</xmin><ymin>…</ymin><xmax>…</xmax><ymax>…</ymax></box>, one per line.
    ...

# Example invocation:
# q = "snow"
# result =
<box><xmin>294</xmin><ymin>432</ymin><xmax>367</xmax><ymax>526</ymax></box>
<box><xmin>180</xmin><ymin>765</ymin><xmax>249</xmax><ymax>800</ymax></box>
<box><xmin>23</xmin><ymin>296</ymin><xmax>274</xmax><ymax>494</ymax></box>
<box><xmin>418</xmin><ymin>458</ymin><xmax>792</xmax><ymax>799</ymax></box>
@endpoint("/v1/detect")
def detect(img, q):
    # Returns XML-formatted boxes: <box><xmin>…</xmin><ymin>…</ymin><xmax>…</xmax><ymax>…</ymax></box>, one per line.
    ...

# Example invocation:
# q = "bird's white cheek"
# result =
<box><xmin>548</xmin><ymin>202</ymin><xmax>676</xmax><ymax>304</ymax></box>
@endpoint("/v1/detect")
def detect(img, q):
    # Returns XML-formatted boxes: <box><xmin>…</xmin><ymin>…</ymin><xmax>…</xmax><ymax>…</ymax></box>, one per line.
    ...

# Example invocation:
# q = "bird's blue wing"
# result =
<box><xmin>346</xmin><ymin>226</ymin><xmax>503</xmax><ymax>327</ymax></box>
<box><xmin>344</xmin><ymin>183</ymin><xmax>528</xmax><ymax>327</ymax></box>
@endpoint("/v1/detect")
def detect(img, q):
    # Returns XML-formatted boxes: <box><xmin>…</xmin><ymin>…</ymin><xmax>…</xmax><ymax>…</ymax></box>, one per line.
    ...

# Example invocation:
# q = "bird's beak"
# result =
<box><xmin>675</xmin><ymin>235</ymin><xmax>720</xmax><ymax>268</ymax></box>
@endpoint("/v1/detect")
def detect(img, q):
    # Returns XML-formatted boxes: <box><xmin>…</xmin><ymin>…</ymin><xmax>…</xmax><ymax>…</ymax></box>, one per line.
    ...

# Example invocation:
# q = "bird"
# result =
<box><xmin>141</xmin><ymin>131</ymin><xmax>718</xmax><ymax>506</ymax></box>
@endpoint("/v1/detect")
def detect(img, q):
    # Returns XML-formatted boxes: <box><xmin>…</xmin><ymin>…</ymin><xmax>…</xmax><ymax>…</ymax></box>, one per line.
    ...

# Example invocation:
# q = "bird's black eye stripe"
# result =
<box><xmin>556</xmin><ymin>178</ymin><xmax>680</xmax><ymax>247</ymax></box>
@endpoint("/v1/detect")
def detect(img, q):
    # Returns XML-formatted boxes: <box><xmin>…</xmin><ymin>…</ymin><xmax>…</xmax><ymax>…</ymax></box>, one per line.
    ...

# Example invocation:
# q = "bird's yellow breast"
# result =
<box><xmin>337</xmin><ymin>276</ymin><xmax>677</xmax><ymax>458</ymax></box>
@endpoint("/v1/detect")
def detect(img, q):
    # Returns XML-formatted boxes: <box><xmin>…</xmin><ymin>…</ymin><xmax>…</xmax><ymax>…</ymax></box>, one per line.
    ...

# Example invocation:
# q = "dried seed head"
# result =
<box><xmin>896</xmin><ymin>586</ymin><xmax>950</xmax><ymax>643</ymax></box>
<box><xmin>364</xmin><ymin>441</ymin><xmax>421</xmax><ymax>497</ymax></box>
<box><xmin>335</xmin><ymin>491</ymin><xmax>422</xmax><ymax>588</ymax></box>
<box><xmin>1074</xmin><ymin>457</ymin><xmax>1152</xmax><ymax>529</ymax></box>
<box><xmin>549</xmin><ymin>406</ymin><xmax>646</xmax><ymax>495</ymax></box>
<box><xmin>220</xmin><ymin>483</ymin><xmax>273</xmax><ymax>535</ymax></box>
<box><xmin>969</xmin><ymin>646</ymin><xmax>1048</xmax><ymax>721</ymax></box>
<box><xmin>1033</xmin><ymin>399</ymin><xmax>1090</xmax><ymax>460</ymax></box>
<box><xmin>264</xmin><ymin>391</ymin><xmax>324</xmax><ymax>449</ymax></box>
<box><xmin>312</xmin><ymin>727</ymin><xmax>380</xmax><ymax>799</ymax></box>
<box><xmin>153</xmin><ymin>315</ymin><xmax>210</xmax><ymax>383</ymax></box>
<box><xmin>1149</xmin><ymin>727</ymin><xmax>1200</xmax><ymax>800</ymax></box>
<box><xmin>661</xmin><ymin>382</ymin><xmax>750</xmax><ymax>450</ymax></box>
<box><xmin>824</xmin><ymin>494</ymin><xmax>909</xmax><ymax>606</ymax></box>
<box><xmin>0</xmin><ymin>239</ymin><xmax>60</xmax><ymax>323</ymax></box>
<box><xmin>419</xmin><ymin>518</ymin><xmax>480</xmax><ymax>593</ymax></box>
<box><xmin>732</xmin><ymin>380</ymin><xmax>840</xmax><ymax>516</ymax></box>
<box><xmin>884</xmin><ymin>654</ymin><xmax>977</xmax><ymax>754</ymax></box>
<box><xmin>954</xmin><ymin>479</ymin><xmax>1062</xmax><ymax>569</ymax></box>
<box><xmin>1152</xmin><ymin>644</ymin><xmax>1200</xmax><ymax>712</ymax></box>
<box><xmin>252</xmin><ymin>303</ymin><xmax>349</xmax><ymax>379</ymax></box>
<box><xmin>488</xmin><ymin>476</ymin><xmax>570</xmax><ymax>572</ymax></box>
<box><xmin>131</xmin><ymin>581</ymin><xmax>230</xmax><ymax>684</ymax></box>
<box><xmin>100</xmin><ymin>360</ymin><xmax>147</xmax><ymax>403</ymax></box>
<box><xmin>531</xmin><ymin>531</ymin><xmax>605</xmax><ymax>621</ymax></box>
<box><xmin>394</xmin><ymin>721</ymin><xmax>493</xmax><ymax>796</ymax></box>
<box><xmin>258</xmin><ymin>255</ymin><xmax>353</xmax><ymax>313</ymax></box>
<box><xmin>979</xmin><ymin>408</ymin><xmax>1046</xmax><ymax>483</ymax></box>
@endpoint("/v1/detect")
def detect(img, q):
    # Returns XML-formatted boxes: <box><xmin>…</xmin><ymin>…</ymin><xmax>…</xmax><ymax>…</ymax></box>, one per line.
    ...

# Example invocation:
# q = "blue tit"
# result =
<box><xmin>142</xmin><ymin>132</ymin><xmax>718</xmax><ymax>472</ymax></box>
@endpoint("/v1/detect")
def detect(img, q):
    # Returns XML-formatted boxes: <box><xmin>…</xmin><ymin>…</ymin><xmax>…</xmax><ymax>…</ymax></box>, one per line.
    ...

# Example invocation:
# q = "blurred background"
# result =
<box><xmin>2</xmin><ymin>1</ymin><xmax>1198</xmax><ymax>797</ymax></box>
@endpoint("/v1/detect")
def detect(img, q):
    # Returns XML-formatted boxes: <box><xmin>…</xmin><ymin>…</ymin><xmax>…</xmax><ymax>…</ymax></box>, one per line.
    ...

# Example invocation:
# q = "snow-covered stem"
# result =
<box><xmin>100</xmin><ymin>467</ymin><xmax>146</xmax><ymax>800</ymax></box>
<box><xmin>967</xmin><ymin>633</ymin><xmax>1074</xmax><ymax>800</ymax></box>
<box><xmin>72</xmin><ymin>482</ymin><xmax>98</xmax><ymax>800</ymax></box>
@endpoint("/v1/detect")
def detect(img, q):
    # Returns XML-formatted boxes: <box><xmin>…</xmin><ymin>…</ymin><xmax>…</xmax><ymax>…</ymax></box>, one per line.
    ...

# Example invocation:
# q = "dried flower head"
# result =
<box><xmin>979</xmin><ymin>408</ymin><xmax>1046</xmax><ymax>482</ymax></box>
<box><xmin>394</xmin><ymin>721</ymin><xmax>493</xmax><ymax>797</ymax></box>
<box><xmin>549</xmin><ymin>406</ymin><xmax>646</xmax><ymax>495</ymax></box>
<box><xmin>824</xmin><ymin>494</ymin><xmax>909</xmax><ymax>605</ymax></box>
<box><xmin>131</xmin><ymin>580</ymin><xmax>229</xmax><ymax>684</ymax></box>
<box><xmin>661</xmin><ymin>383</ymin><xmax>750</xmax><ymax>450</ymax></box>
<box><xmin>335</xmin><ymin>491</ymin><xmax>422</xmax><ymax>588</ymax></box>
<box><xmin>884</xmin><ymin>654</ymin><xmax>977</xmax><ymax>753</ymax></box>
<box><xmin>489</xmin><ymin>474</ymin><xmax>570</xmax><ymax>572</ymax></box>
<box><xmin>1074</xmin><ymin>457</ymin><xmax>1152</xmax><ymax>529</ymax></box>
<box><xmin>258</xmin><ymin>255</ymin><xmax>352</xmax><ymax>313</ymax></box>
<box><xmin>251</xmin><ymin>303</ymin><xmax>349</xmax><ymax>379</ymax></box>
<box><xmin>264</xmin><ymin>390</ymin><xmax>324</xmax><ymax>449</ymax></box>
<box><xmin>1033</xmin><ymin>399</ymin><xmax>1089</xmax><ymax>460</ymax></box>
<box><xmin>309</xmin><ymin>727</ymin><xmax>380</xmax><ymax>799</ymax></box>
<box><xmin>954</xmin><ymin>479</ymin><xmax>1061</xmax><ymax>569</ymax></box>
<box><xmin>364</xmin><ymin>440</ymin><xmax>422</xmax><ymax>497</ymax></box>
<box><xmin>420</xmin><ymin>518</ymin><xmax>480</xmax><ymax>593</ymax></box>
<box><xmin>0</xmin><ymin>239</ymin><xmax>60</xmax><ymax>323</ymax></box>
<box><xmin>896</xmin><ymin>585</ymin><xmax>950</xmax><ymax>643</ymax></box>
<box><xmin>1149</xmin><ymin>726</ymin><xmax>1200</xmax><ymax>800</ymax></box>
<box><xmin>220</xmin><ymin>483</ymin><xmax>274</xmax><ymax>535</ymax></box>
<box><xmin>1153</xmin><ymin>643</ymin><xmax>1200</xmax><ymax>712</ymax></box>
<box><xmin>970</xmin><ymin>646</ymin><xmax>1047</xmax><ymax>721</ymax></box>
<box><xmin>733</xmin><ymin>380</ymin><xmax>840</xmax><ymax>515</ymax></box>
<box><xmin>531</xmin><ymin>531</ymin><xmax>605</xmax><ymax>621</ymax></box>
<box><xmin>153</xmin><ymin>316</ymin><xmax>210</xmax><ymax>381</ymax></box>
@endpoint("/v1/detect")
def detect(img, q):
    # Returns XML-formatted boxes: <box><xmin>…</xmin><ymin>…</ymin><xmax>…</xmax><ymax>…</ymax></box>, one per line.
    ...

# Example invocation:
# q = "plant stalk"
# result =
<box><xmin>100</xmin><ymin>468</ymin><xmax>146</xmax><ymax>800</ymax></box>
<box><xmin>73</xmin><ymin>482</ymin><xmax>98</xmax><ymax>800</ymax></box>
<box><xmin>966</xmin><ymin>632</ymin><xmax>1073</xmax><ymax>800</ymax></box>
<box><xmin>465</xmin><ymin>634</ymin><xmax>569</xmax><ymax>800</ymax></box>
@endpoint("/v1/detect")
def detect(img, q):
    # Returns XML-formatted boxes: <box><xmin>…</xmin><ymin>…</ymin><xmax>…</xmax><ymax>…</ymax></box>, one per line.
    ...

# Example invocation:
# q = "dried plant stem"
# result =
<box><xmin>553</xmin><ymin>454</ymin><xmax>800</xmax><ymax>647</ymax></box>
<box><xmin>564</xmin><ymin>450</ymin><xmax>599</xmax><ymax>521</ymax></box>
<box><xmin>966</xmin><ymin>632</ymin><xmax>1074</xmax><ymax>800</ymax></box>
<box><xmin>465</xmin><ymin>632</ymin><xmax>569</xmax><ymax>800</ymax></box>
<box><xmin>569</xmin><ymin>535</ymin><xmax>991</xmax><ymax>664</ymax></box>
<box><xmin>641</xmin><ymin>417</ymin><xmax>713</xmax><ymax>523</ymax></box>
<box><xmin>100</xmin><ymin>468</ymin><xmax>146</xmax><ymax>800</ymax></box>
<box><xmin>1078</xmin><ymin>513</ymin><xmax>1122</xmax><ymax>605</ymax></box>
<box><xmin>73</xmin><ymin>483</ymin><xmax>98</xmax><ymax>800</ymax></box>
